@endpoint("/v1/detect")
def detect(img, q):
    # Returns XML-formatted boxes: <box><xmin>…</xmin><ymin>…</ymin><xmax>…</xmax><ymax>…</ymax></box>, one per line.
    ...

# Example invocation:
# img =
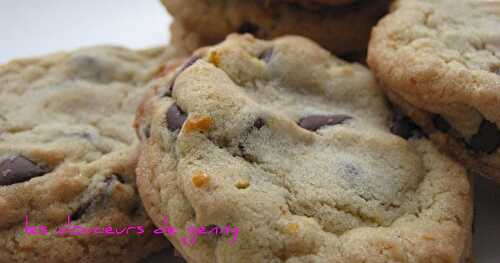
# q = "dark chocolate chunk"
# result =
<box><xmin>432</xmin><ymin>114</ymin><xmax>451</xmax><ymax>133</ymax></box>
<box><xmin>259</xmin><ymin>48</ymin><xmax>274</xmax><ymax>63</ymax></box>
<box><xmin>166</xmin><ymin>104</ymin><xmax>187</xmax><ymax>132</ymax></box>
<box><xmin>162</xmin><ymin>56</ymin><xmax>201</xmax><ymax>97</ymax></box>
<box><xmin>298</xmin><ymin>115</ymin><xmax>352</xmax><ymax>132</ymax></box>
<box><xmin>253</xmin><ymin>118</ymin><xmax>266</xmax><ymax>129</ymax></box>
<box><xmin>237</xmin><ymin>22</ymin><xmax>259</xmax><ymax>35</ymax></box>
<box><xmin>469</xmin><ymin>119</ymin><xmax>500</xmax><ymax>154</ymax></box>
<box><xmin>0</xmin><ymin>155</ymin><xmax>51</xmax><ymax>186</ymax></box>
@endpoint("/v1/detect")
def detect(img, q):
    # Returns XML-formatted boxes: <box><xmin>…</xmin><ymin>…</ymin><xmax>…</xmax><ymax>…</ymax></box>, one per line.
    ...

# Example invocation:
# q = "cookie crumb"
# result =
<box><xmin>184</xmin><ymin>116</ymin><xmax>213</xmax><ymax>133</ymax></box>
<box><xmin>235</xmin><ymin>179</ymin><xmax>250</xmax><ymax>189</ymax></box>
<box><xmin>192</xmin><ymin>171</ymin><xmax>210</xmax><ymax>188</ymax></box>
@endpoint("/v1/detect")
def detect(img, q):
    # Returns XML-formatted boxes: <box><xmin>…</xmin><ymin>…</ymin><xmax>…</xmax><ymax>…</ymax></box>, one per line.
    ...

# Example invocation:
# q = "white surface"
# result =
<box><xmin>0</xmin><ymin>0</ymin><xmax>171</xmax><ymax>63</ymax></box>
<box><xmin>0</xmin><ymin>1</ymin><xmax>499</xmax><ymax>262</ymax></box>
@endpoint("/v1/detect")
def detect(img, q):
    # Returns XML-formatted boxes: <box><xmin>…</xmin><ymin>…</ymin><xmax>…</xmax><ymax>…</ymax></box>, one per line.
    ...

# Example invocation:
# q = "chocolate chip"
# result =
<box><xmin>0</xmin><ymin>155</ymin><xmax>51</xmax><ymax>186</ymax></box>
<box><xmin>469</xmin><ymin>119</ymin><xmax>500</xmax><ymax>154</ymax></box>
<box><xmin>162</xmin><ymin>56</ymin><xmax>201</xmax><ymax>97</ymax></box>
<box><xmin>432</xmin><ymin>114</ymin><xmax>451</xmax><ymax>133</ymax></box>
<box><xmin>259</xmin><ymin>48</ymin><xmax>274</xmax><ymax>63</ymax></box>
<box><xmin>237</xmin><ymin>22</ymin><xmax>259</xmax><ymax>34</ymax></box>
<box><xmin>166</xmin><ymin>104</ymin><xmax>187</xmax><ymax>132</ymax></box>
<box><xmin>298</xmin><ymin>115</ymin><xmax>352</xmax><ymax>132</ymax></box>
<box><xmin>253</xmin><ymin>118</ymin><xmax>266</xmax><ymax>129</ymax></box>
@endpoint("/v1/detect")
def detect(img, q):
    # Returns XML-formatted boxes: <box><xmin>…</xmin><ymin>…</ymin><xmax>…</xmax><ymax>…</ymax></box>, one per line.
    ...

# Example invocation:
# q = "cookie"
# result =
<box><xmin>162</xmin><ymin>0</ymin><xmax>389</xmax><ymax>55</ymax></box>
<box><xmin>136</xmin><ymin>34</ymin><xmax>473</xmax><ymax>262</ymax></box>
<box><xmin>0</xmin><ymin>46</ymin><xmax>183</xmax><ymax>262</ymax></box>
<box><xmin>278</xmin><ymin>0</ymin><xmax>356</xmax><ymax>9</ymax></box>
<box><xmin>170</xmin><ymin>20</ymin><xmax>211</xmax><ymax>55</ymax></box>
<box><xmin>368</xmin><ymin>0</ymin><xmax>500</xmax><ymax>182</ymax></box>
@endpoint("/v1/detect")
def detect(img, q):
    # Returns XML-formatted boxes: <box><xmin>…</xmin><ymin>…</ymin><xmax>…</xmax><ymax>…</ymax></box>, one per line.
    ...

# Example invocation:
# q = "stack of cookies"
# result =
<box><xmin>1</xmin><ymin>0</ymin><xmax>498</xmax><ymax>262</ymax></box>
<box><xmin>165</xmin><ymin>0</ymin><xmax>390</xmax><ymax>57</ymax></box>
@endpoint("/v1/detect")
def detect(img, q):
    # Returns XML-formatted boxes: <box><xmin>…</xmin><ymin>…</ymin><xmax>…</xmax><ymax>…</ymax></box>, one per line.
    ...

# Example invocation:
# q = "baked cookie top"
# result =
<box><xmin>0</xmin><ymin>46</ymin><xmax>181</xmax><ymax>262</ymax></box>
<box><xmin>368</xmin><ymin>0</ymin><xmax>500</xmax><ymax>146</ymax></box>
<box><xmin>136</xmin><ymin>34</ymin><xmax>472</xmax><ymax>263</ymax></box>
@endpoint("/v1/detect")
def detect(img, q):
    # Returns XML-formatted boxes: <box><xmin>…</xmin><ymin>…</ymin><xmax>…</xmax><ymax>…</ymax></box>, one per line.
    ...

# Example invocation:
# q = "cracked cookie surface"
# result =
<box><xmin>0</xmin><ymin>46</ymin><xmax>183</xmax><ymax>262</ymax></box>
<box><xmin>163</xmin><ymin>0</ymin><xmax>389</xmax><ymax>55</ymax></box>
<box><xmin>136</xmin><ymin>34</ymin><xmax>473</xmax><ymax>263</ymax></box>
<box><xmin>368</xmin><ymin>0</ymin><xmax>500</xmax><ymax>181</ymax></box>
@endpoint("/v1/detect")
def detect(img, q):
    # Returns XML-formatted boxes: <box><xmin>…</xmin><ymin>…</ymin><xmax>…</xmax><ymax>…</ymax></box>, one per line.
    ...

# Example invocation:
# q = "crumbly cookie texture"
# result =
<box><xmin>0</xmin><ymin>46</ymin><xmax>183</xmax><ymax>262</ymax></box>
<box><xmin>162</xmin><ymin>0</ymin><xmax>389</xmax><ymax>55</ymax></box>
<box><xmin>136</xmin><ymin>34</ymin><xmax>473</xmax><ymax>263</ymax></box>
<box><xmin>368</xmin><ymin>0</ymin><xmax>500</xmax><ymax>181</ymax></box>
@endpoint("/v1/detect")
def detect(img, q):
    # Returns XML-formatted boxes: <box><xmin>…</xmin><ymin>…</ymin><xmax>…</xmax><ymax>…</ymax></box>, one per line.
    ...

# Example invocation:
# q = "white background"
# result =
<box><xmin>0</xmin><ymin>0</ymin><xmax>170</xmax><ymax>63</ymax></box>
<box><xmin>0</xmin><ymin>1</ymin><xmax>498</xmax><ymax>262</ymax></box>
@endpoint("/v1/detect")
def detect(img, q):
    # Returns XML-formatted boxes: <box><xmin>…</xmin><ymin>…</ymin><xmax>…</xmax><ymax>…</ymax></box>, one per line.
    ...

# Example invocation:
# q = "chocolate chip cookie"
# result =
<box><xmin>163</xmin><ymin>0</ymin><xmax>389</xmax><ymax>55</ymax></box>
<box><xmin>0</xmin><ymin>46</ymin><xmax>183</xmax><ymax>262</ymax></box>
<box><xmin>279</xmin><ymin>0</ymin><xmax>357</xmax><ymax>9</ymax></box>
<box><xmin>368</xmin><ymin>0</ymin><xmax>500</xmax><ymax>182</ymax></box>
<box><xmin>136</xmin><ymin>34</ymin><xmax>473</xmax><ymax>262</ymax></box>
